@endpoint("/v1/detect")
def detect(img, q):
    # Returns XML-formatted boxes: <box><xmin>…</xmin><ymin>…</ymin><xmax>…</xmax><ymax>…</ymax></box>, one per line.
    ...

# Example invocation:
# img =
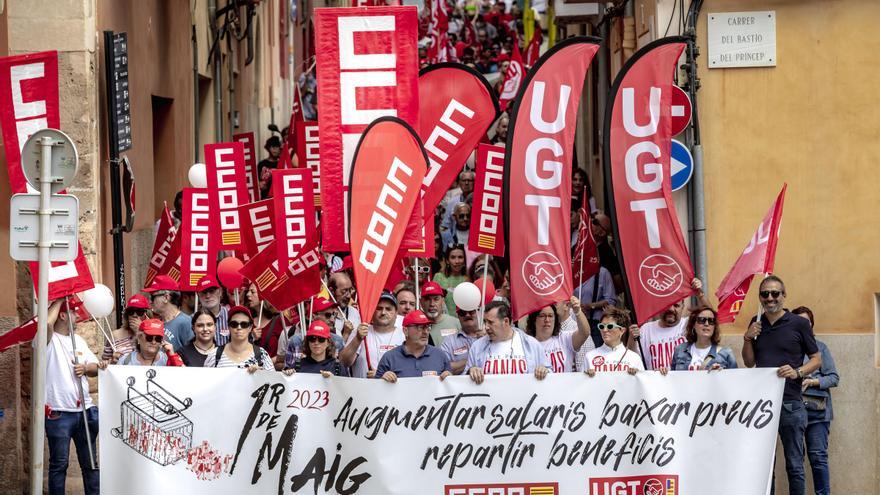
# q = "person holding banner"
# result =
<box><xmin>102</xmin><ymin>294</ymin><xmax>149</xmax><ymax>362</ymax></box>
<box><xmin>340</xmin><ymin>293</ymin><xmax>404</xmax><ymax>378</ymax></box>
<box><xmin>376</xmin><ymin>310</ymin><xmax>452</xmax><ymax>382</ymax></box>
<box><xmin>742</xmin><ymin>276</ymin><xmax>821</xmax><ymax>495</ymax></box>
<box><xmin>45</xmin><ymin>299</ymin><xmax>106</xmax><ymax>495</ymax></box>
<box><xmin>177</xmin><ymin>309</ymin><xmax>218</xmax><ymax>367</ymax></box>
<box><xmin>585</xmin><ymin>307</ymin><xmax>644</xmax><ymax>376</ymax></box>
<box><xmin>204</xmin><ymin>306</ymin><xmax>275</xmax><ymax>372</ymax></box>
<box><xmin>118</xmin><ymin>319</ymin><xmax>184</xmax><ymax>367</ymax></box>
<box><xmin>287</xmin><ymin>321</ymin><xmax>347</xmax><ymax>377</ymax></box>
<box><xmin>525</xmin><ymin>297</ymin><xmax>591</xmax><ymax>373</ymax></box>
<box><xmin>196</xmin><ymin>276</ymin><xmax>230</xmax><ymax>346</ymax></box>
<box><xmin>466</xmin><ymin>301</ymin><xmax>550</xmax><ymax>383</ymax></box>
<box><xmin>441</xmin><ymin>306</ymin><xmax>485</xmax><ymax>374</ymax></box>
<box><xmin>144</xmin><ymin>275</ymin><xmax>193</xmax><ymax>352</ymax></box>
<box><xmin>421</xmin><ymin>281</ymin><xmax>462</xmax><ymax>346</ymax></box>
<box><xmin>669</xmin><ymin>307</ymin><xmax>738</xmax><ymax>371</ymax></box>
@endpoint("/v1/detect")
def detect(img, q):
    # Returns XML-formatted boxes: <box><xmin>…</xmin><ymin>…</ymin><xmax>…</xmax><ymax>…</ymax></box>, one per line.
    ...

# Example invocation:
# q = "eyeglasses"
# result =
<box><xmin>456</xmin><ymin>214</ymin><xmax>471</xmax><ymax>219</ymax></box>
<box><xmin>142</xmin><ymin>334</ymin><xmax>163</xmax><ymax>344</ymax></box>
<box><xmin>457</xmin><ymin>309</ymin><xmax>476</xmax><ymax>316</ymax></box>
<box><xmin>127</xmin><ymin>309</ymin><xmax>147</xmax><ymax>318</ymax></box>
<box><xmin>319</xmin><ymin>312</ymin><xmax>336</xmax><ymax>319</ymax></box>
<box><xmin>695</xmin><ymin>316</ymin><xmax>716</xmax><ymax>325</ymax></box>
<box><xmin>149</xmin><ymin>292</ymin><xmax>167</xmax><ymax>302</ymax></box>
<box><xmin>759</xmin><ymin>290</ymin><xmax>783</xmax><ymax>299</ymax></box>
<box><xmin>228</xmin><ymin>320</ymin><xmax>253</xmax><ymax>329</ymax></box>
<box><xmin>306</xmin><ymin>336</ymin><xmax>327</xmax><ymax>343</ymax></box>
<box><xmin>597</xmin><ymin>323</ymin><xmax>623</xmax><ymax>331</ymax></box>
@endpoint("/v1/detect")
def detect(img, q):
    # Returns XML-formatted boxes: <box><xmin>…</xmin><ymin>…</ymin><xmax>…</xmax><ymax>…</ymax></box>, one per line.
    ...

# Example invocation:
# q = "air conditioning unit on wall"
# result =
<box><xmin>553</xmin><ymin>0</ymin><xmax>601</xmax><ymax>20</ymax></box>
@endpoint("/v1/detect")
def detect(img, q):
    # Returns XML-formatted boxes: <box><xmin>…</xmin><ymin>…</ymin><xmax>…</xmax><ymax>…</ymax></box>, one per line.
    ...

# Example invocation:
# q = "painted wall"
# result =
<box><xmin>695</xmin><ymin>0</ymin><xmax>880</xmax><ymax>333</ymax></box>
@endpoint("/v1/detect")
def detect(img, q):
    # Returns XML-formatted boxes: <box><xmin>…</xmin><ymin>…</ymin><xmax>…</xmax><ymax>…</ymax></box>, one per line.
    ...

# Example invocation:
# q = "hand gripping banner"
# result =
<box><xmin>604</xmin><ymin>37</ymin><xmax>696</xmax><ymax>325</ymax></box>
<box><xmin>205</xmin><ymin>142</ymin><xmax>249</xmax><ymax>251</ymax></box>
<box><xmin>0</xmin><ymin>51</ymin><xmax>95</xmax><ymax>299</ymax></box>
<box><xmin>349</xmin><ymin>117</ymin><xmax>428</xmax><ymax>325</ymax></box>
<box><xmin>504</xmin><ymin>37</ymin><xmax>600</xmax><ymax>320</ymax></box>
<box><xmin>315</xmin><ymin>6</ymin><xmax>420</xmax><ymax>252</ymax></box>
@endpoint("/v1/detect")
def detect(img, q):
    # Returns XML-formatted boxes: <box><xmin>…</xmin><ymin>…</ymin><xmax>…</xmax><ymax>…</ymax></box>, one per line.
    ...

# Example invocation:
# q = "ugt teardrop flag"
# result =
<box><xmin>349</xmin><ymin>117</ymin><xmax>428</xmax><ymax>325</ymax></box>
<box><xmin>604</xmin><ymin>37</ymin><xmax>695</xmax><ymax>325</ymax></box>
<box><xmin>504</xmin><ymin>37</ymin><xmax>600</xmax><ymax>320</ymax></box>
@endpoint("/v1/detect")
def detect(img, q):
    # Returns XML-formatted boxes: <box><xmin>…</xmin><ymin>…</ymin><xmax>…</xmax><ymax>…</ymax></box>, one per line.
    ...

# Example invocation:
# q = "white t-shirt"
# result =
<box><xmin>688</xmin><ymin>344</ymin><xmax>711</xmax><ymax>371</ymax></box>
<box><xmin>334</xmin><ymin>306</ymin><xmax>362</xmax><ymax>336</ymax></box>
<box><xmin>638</xmin><ymin>317</ymin><xmax>688</xmax><ymax>370</ymax></box>
<box><xmin>539</xmin><ymin>332</ymin><xmax>577</xmax><ymax>373</ymax></box>
<box><xmin>480</xmin><ymin>331</ymin><xmax>528</xmax><ymax>375</ymax></box>
<box><xmin>585</xmin><ymin>343</ymin><xmax>644</xmax><ymax>373</ymax></box>
<box><xmin>345</xmin><ymin>326</ymin><xmax>405</xmax><ymax>378</ymax></box>
<box><xmin>46</xmin><ymin>333</ymin><xmax>98</xmax><ymax>411</ymax></box>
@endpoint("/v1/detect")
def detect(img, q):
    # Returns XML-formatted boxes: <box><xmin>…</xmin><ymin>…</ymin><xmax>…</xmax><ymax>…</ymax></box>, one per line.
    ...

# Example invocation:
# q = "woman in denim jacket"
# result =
<box><xmin>792</xmin><ymin>306</ymin><xmax>838</xmax><ymax>495</ymax></box>
<box><xmin>670</xmin><ymin>307</ymin><xmax>738</xmax><ymax>371</ymax></box>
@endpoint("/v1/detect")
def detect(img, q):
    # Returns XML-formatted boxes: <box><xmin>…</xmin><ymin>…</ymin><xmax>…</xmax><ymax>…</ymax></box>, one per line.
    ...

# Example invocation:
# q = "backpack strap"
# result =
<box><xmin>252</xmin><ymin>344</ymin><xmax>264</xmax><ymax>368</ymax></box>
<box><xmin>214</xmin><ymin>345</ymin><xmax>226</xmax><ymax>367</ymax></box>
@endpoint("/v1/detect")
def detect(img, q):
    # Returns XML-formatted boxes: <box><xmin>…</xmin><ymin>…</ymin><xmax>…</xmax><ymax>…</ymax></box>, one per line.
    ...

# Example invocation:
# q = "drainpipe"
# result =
<box><xmin>192</xmin><ymin>22</ymin><xmax>199</xmax><ymax>160</ymax></box>
<box><xmin>684</xmin><ymin>0</ymin><xmax>707</xmax><ymax>284</ymax></box>
<box><xmin>209</xmin><ymin>0</ymin><xmax>223</xmax><ymax>142</ymax></box>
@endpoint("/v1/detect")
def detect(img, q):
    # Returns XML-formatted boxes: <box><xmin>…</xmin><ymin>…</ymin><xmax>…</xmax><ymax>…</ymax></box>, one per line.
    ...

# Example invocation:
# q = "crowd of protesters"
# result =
<box><xmin>42</xmin><ymin>3</ymin><xmax>839</xmax><ymax>495</ymax></box>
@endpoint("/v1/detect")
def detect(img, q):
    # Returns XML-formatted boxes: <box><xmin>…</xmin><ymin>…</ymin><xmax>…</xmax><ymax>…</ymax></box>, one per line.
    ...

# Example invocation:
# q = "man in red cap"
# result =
<box><xmin>375</xmin><ymin>310</ymin><xmax>451</xmax><ymax>382</ymax></box>
<box><xmin>340</xmin><ymin>292</ymin><xmax>403</xmax><ymax>378</ymax></box>
<box><xmin>196</xmin><ymin>275</ymin><xmax>229</xmax><ymax>346</ymax></box>
<box><xmin>420</xmin><ymin>281</ymin><xmax>461</xmax><ymax>347</ymax></box>
<box><xmin>144</xmin><ymin>275</ymin><xmax>192</xmax><ymax>351</ymax></box>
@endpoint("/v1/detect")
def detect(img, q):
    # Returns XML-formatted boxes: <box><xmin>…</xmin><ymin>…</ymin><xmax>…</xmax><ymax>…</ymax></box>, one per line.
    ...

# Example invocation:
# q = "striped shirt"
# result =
<box><xmin>212</xmin><ymin>306</ymin><xmax>230</xmax><ymax>346</ymax></box>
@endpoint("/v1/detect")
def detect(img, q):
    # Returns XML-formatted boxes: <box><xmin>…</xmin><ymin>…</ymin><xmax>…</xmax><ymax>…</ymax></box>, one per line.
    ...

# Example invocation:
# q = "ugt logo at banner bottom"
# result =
<box><xmin>100</xmin><ymin>368</ymin><xmax>782</xmax><ymax>494</ymax></box>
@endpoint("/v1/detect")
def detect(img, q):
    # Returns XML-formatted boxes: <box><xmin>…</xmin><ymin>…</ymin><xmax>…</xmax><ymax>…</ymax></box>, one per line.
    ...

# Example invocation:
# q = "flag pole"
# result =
<box><xmin>479</xmin><ymin>256</ymin><xmax>490</xmax><ymax>328</ymax></box>
<box><xmin>66</xmin><ymin>302</ymin><xmax>97</xmax><ymax>470</ymax></box>
<box><xmin>414</xmin><ymin>258</ymin><xmax>421</xmax><ymax>310</ymax></box>
<box><xmin>256</xmin><ymin>301</ymin><xmax>265</xmax><ymax>330</ymax></box>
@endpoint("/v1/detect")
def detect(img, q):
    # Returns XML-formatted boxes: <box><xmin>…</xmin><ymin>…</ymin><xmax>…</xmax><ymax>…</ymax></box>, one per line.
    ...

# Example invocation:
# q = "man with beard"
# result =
<box><xmin>743</xmin><ymin>276</ymin><xmax>821</xmax><ymax>495</ymax></box>
<box><xmin>329</xmin><ymin>272</ymin><xmax>360</xmax><ymax>339</ymax></box>
<box><xmin>441</xmin><ymin>306</ymin><xmax>486</xmax><ymax>374</ymax></box>
<box><xmin>420</xmin><ymin>281</ymin><xmax>461</xmax><ymax>347</ymax></box>
<box><xmin>628</xmin><ymin>278</ymin><xmax>710</xmax><ymax>370</ymax></box>
<box><xmin>467</xmin><ymin>301</ymin><xmax>550</xmax><ymax>383</ymax></box>
<box><xmin>376</xmin><ymin>310</ymin><xmax>452</xmax><ymax>382</ymax></box>
<box><xmin>340</xmin><ymin>292</ymin><xmax>403</xmax><ymax>378</ymax></box>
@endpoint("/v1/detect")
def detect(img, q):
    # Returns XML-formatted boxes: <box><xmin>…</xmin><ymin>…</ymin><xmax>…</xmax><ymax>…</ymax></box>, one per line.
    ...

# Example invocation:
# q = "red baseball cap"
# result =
<box><xmin>126</xmin><ymin>294</ymin><xmax>151</xmax><ymax>310</ymax></box>
<box><xmin>228</xmin><ymin>305</ymin><xmax>253</xmax><ymax>321</ymax></box>
<box><xmin>143</xmin><ymin>275</ymin><xmax>179</xmax><ymax>293</ymax></box>
<box><xmin>139</xmin><ymin>318</ymin><xmax>165</xmax><ymax>337</ymax></box>
<box><xmin>403</xmin><ymin>310</ymin><xmax>432</xmax><ymax>327</ymax></box>
<box><xmin>421</xmin><ymin>281</ymin><xmax>446</xmax><ymax>297</ymax></box>
<box><xmin>312</xmin><ymin>297</ymin><xmax>338</xmax><ymax>313</ymax></box>
<box><xmin>196</xmin><ymin>275</ymin><xmax>220</xmax><ymax>292</ymax></box>
<box><xmin>306</xmin><ymin>320</ymin><xmax>332</xmax><ymax>339</ymax></box>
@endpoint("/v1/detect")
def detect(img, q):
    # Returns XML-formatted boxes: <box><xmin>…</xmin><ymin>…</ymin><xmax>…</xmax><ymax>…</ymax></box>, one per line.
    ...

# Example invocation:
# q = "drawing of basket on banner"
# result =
<box><xmin>111</xmin><ymin>369</ymin><xmax>194</xmax><ymax>466</ymax></box>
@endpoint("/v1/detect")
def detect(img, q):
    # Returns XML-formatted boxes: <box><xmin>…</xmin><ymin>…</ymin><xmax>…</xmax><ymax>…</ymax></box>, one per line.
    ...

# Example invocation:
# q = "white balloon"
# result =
<box><xmin>82</xmin><ymin>284</ymin><xmax>115</xmax><ymax>318</ymax></box>
<box><xmin>188</xmin><ymin>163</ymin><xmax>208</xmax><ymax>188</ymax></box>
<box><xmin>452</xmin><ymin>282</ymin><xmax>482</xmax><ymax>311</ymax></box>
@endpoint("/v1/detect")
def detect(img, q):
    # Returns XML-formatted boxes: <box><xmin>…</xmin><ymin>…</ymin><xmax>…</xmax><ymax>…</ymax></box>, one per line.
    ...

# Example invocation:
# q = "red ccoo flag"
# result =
<box><xmin>715</xmin><ymin>184</ymin><xmax>787</xmax><ymax>324</ymax></box>
<box><xmin>144</xmin><ymin>203</ymin><xmax>176</xmax><ymax>289</ymax></box>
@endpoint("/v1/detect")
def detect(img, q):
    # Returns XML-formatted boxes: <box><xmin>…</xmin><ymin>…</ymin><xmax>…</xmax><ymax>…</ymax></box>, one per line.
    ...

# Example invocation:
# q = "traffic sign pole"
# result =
<box><xmin>29</xmin><ymin>135</ymin><xmax>53</xmax><ymax>495</ymax></box>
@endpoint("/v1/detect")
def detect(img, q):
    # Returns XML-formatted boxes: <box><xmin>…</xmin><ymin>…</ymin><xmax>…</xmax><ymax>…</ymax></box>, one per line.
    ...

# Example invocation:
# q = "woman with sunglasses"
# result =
<box><xmin>118</xmin><ymin>319</ymin><xmax>183</xmax><ymax>367</ymax></box>
<box><xmin>177</xmin><ymin>309</ymin><xmax>218</xmax><ymax>367</ymax></box>
<box><xmin>670</xmin><ymin>307</ymin><xmax>738</xmax><ymax>372</ymax></box>
<box><xmin>433</xmin><ymin>245</ymin><xmax>470</xmax><ymax>314</ymax></box>
<box><xmin>204</xmin><ymin>306</ymin><xmax>276</xmax><ymax>373</ymax></box>
<box><xmin>286</xmin><ymin>321</ymin><xmax>347</xmax><ymax>377</ymax></box>
<box><xmin>525</xmin><ymin>297</ymin><xmax>591</xmax><ymax>373</ymax></box>
<box><xmin>102</xmin><ymin>294</ymin><xmax>151</xmax><ymax>363</ymax></box>
<box><xmin>584</xmin><ymin>307</ymin><xmax>643</xmax><ymax>376</ymax></box>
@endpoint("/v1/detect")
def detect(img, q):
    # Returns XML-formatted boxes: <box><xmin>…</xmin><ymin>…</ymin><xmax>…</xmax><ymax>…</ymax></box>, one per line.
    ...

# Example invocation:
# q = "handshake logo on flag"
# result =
<box><xmin>638</xmin><ymin>254</ymin><xmax>684</xmax><ymax>297</ymax></box>
<box><xmin>522</xmin><ymin>251</ymin><xmax>565</xmax><ymax>296</ymax></box>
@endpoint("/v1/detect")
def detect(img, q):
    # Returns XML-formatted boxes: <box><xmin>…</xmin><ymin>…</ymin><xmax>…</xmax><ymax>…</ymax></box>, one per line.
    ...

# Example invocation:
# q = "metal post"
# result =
<box><xmin>414</xmin><ymin>259</ymin><xmax>420</xmax><ymax>310</ymax></box>
<box><xmin>104</xmin><ymin>31</ymin><xmax>126</xmax><ymax>328</ymax></box>
<box><xmin>66</xmin><ymin>304</ymin><xmax>96</xmax><ymax>470</ymax></box>
<box><xmin>30</xmin><ymin>136</ymin><xmax>53</xmax><ymax>495</ymax></box>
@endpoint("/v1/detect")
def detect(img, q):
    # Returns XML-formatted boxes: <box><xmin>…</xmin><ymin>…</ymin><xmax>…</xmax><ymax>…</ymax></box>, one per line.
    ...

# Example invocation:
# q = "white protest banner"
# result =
<box><xmin>101</xmin><ymin>368</ymin><xmax>782</xmax><ymax>495</ymax></box>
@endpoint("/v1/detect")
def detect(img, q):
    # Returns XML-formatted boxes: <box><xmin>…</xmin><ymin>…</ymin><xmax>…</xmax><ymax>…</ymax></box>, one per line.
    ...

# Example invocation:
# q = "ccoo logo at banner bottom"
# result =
<box><xmin>589</xmin><ymin>474</ymin><xmax>678</xmax><ymax>495</ymax></box>
<box><xmin>445</xmin><ymin>482</ymin><xmax>558</xmax><ymax>495</ymax></box>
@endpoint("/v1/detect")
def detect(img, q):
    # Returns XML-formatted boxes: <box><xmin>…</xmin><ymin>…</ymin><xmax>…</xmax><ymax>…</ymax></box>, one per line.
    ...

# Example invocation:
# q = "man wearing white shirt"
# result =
<box><xmin>340</xmin><ymin>292</ymin><xmax>404</xmax><ymax>378</ymax></box>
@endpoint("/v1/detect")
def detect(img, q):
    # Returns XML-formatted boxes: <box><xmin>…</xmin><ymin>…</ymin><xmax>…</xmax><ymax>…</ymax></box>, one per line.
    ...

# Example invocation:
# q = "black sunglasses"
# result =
<box><xmin>306</xmin><ymin>336</ymin><xmax>327</xmax><ymax>343</ymax></box>
<box><xmin>695</xmin><ymin>316</ymin><xmax>716</xmax><ymax>325</ymax></box>
<box><xmin>759</xmin><ymin>290</ymin><xmax>783</xmax><ymax>299</ymax></box>
<box><xmin>142</xmin><ymin>334</ymin><xmax>163</xmax><ymax>344</ymax></box>
<box><xmin>228</xmin><ymin>320</ymin><xmax>253</xmax><ymax>329</ymax></box>
<box><xmin>127</xmin><ymin>309</ymin><xmax>147</xmax><ymax>317</ymax></box>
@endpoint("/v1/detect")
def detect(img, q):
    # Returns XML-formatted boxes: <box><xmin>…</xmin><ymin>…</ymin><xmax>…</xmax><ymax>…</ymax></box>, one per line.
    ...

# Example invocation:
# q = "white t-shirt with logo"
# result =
<box><xmin>638</xmin><ymin>317</ymin><xmax>688</xmax><ymax>370</ymax></box>
<box><xmin>46</xmin><ymin>333</ymin><xmax>99</xmax><ymax>411</ymax></box>
<box><xmin>345</xmin><ymin>325</ymin><xmax>405</xmax><ymax>378</ymax></box>
<box><xmin>585</xmin><ymin>343</ymin><xmax>644</xmax><ymax>373</ymax></box>
<box><xmin>480</xmin><ymin>331</ymin><xmax>528</xmax><ymax>375</ymax></box>
<box><xmin>688</xmin><ymin>344</ymin><xmax>711</xmax><ymax>371</ymax></box>
<box><xmin>539</xmin><ymin>331</ymin><xmax>577</xmax><ymax>373</ymax></box>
